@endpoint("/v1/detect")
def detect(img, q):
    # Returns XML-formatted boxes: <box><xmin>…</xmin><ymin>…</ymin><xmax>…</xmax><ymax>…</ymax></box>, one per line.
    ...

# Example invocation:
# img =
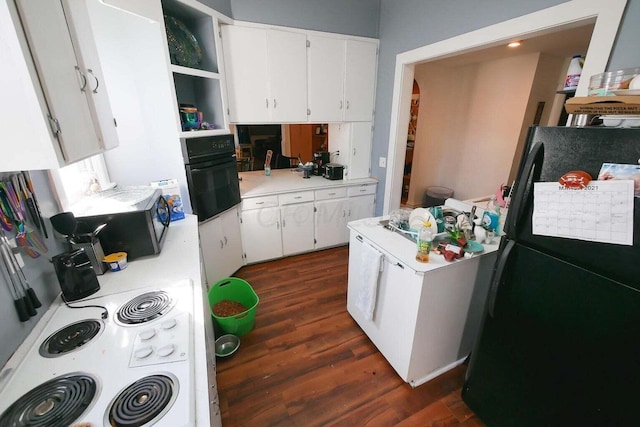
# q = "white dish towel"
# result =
<box><xmin>355</xmin><ymin>242</ymin><xmax>383</xmax><ymax>321</ymax></box>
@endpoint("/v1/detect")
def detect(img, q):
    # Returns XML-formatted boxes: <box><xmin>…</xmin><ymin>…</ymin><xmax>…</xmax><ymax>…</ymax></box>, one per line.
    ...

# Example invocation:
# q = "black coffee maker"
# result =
<box><xmin>312</xmin><ymin>151</ymin><xmax>330</xmax><ymax>176</ymax></box>
<box><xmin>52</xmin><ymin>248</ymin><xmax>100</xmax><ymax>301</ymax></box>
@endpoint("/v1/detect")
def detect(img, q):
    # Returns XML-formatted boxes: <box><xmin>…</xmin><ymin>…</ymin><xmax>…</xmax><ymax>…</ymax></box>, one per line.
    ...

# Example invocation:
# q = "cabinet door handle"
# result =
<box><xmin>277</xmin><ymin>220</ymin><xmax>280</xmax><ymax>229</ymax></box>
<box><xmin>224</xmin><ymin>236</ymin><xmax>228</xmax><ymax>246</ymax></box>
<box><xmin>346</xmin><ymin>100</ymin><xmax>350</xmax><ymax>110</ymax></box>
<box><xmin>220</xmin><ymin>240</ymin><xmax>224</xmax><ymax>249</ymax></box>
<box><xmin>356</xmin><ymin>235</ymin><xmax>363</xmax><ymax>242</ymax></box>
<box><xmin>273</xmin><ymin>98</ymin><xmax>277</xmax><ymax>109</ymax></box>
<box><xmin>75</xmin><ymin>66</ymin><xmax>87</xmax><ymax>92</ymax></box>
<box><xmin>282</xmin><ymin>219</ymin><xmax>286</xmax><ymax>227</ymax></box>
<box><xmin>328</xmin><ymin>192</ymin><xmax>336</xmax><ymax>196</ymax></box>
<box><xmin>256</xmin><ymin>201</ymin><xmax>264</xmax><ymax>205</ymax></box>
<box><xmin>294</xmin><ymin>196</ymin><xmax>302</xmax><ymax>199</ymax></box>
<box><xmin>87</xmin><ymin>69</ymin><xmax>99</xmax><ymax>94</ymax></box>
<box><xmin>353</xmin><ymin>148</ymin><xmax>356</xmax><ymax>156</ymax></box>
<box><xmin>339</xmin><ymin>100</ymin><xmax>343</xmax><ymax>110</ymax></box>
<box><xmin>266</xmin><ymin>98</ymin><xmax>269</xmax><ymax>109</ymax></box>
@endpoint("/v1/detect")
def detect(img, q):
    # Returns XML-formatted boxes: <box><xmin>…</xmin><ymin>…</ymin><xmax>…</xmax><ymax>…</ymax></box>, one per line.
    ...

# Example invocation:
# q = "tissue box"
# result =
<box><xmin>150</xmin><ymin>179</ymin><xmax>185</xmax><ymax>221</ymax></box>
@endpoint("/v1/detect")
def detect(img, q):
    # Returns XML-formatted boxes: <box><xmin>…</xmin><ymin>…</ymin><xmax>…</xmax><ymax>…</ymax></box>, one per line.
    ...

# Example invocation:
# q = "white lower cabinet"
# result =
<box><xmin>241</xmin><ymin>182</ymin><xmax>376</xmax><ymax>262</ymax></box>
<box><xmin>315</xmin><ymin>198</ymin><xmax>348</xmax><ymax>249</ymax></box>
<box><xmin>315</xmin><ymin>185</ymin><xmax>376</xmax><ymax>249</ymax></box>
<box><xmin>199</xmin><ymin>207</ymin><xmax>244</xmax><ymax>284</ymax></box>
<box><xmin>281</xmin><ymin>202</ymin><xmax>315</xmax><ymax>256</ymax></box>
<box><xmin>240</xmin><ymin>206</ymin><xmax>283</xmax><ymax>264</ymax></box>
<box><xmin>346</xmin><ymin>185</ymin><xmax>376</xmax><ymax>222</ymax></box>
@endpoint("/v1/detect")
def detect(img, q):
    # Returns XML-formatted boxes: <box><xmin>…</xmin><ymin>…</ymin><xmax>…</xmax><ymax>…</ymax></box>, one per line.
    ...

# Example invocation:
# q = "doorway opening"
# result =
<box><xmin>401</xmin><ymin>80</ymin><xmax>419</xmax><ymax>206</ymax></box>
<box><xmin>382</xmin><ymin>0</ymin><xmax>627</xmax><ymax>215</ymax></box>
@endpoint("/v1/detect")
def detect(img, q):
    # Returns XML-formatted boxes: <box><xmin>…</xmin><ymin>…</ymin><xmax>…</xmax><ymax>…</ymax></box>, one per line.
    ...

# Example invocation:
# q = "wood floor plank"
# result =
<box><xmin>216</xmin><ymin>246</ymin><xmax>485</xmax><ymax>426</ymax></box>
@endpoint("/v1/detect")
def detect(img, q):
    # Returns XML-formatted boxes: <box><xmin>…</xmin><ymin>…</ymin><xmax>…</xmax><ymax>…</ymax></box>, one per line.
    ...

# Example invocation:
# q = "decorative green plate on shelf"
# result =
<box><xmin>164</xmin><ymin>15</ymin><xmax>202</xmax><ymax>68</ymax></box>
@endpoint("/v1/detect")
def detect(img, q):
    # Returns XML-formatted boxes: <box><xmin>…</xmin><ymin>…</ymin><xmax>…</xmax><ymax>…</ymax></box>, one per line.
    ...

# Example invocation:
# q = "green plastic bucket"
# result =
<box><xmin>208</xmin><ymin>278</ymin><xmax>259</xmax><ymax>336</ymax></box>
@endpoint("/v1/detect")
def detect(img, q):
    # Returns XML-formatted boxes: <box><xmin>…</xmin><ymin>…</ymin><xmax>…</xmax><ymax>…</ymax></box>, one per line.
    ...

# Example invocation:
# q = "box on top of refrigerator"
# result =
<box><xmin>150</xmin><ymin>179</ymin><xmax>185</xmax><ymax>221</ymax></box>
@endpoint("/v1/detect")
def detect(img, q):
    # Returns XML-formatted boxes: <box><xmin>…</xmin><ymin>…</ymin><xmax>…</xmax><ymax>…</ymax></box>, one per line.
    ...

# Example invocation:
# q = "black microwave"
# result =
<box><xmin>74</xmin><ymin>188</ymin><xmax>170</xmax><ymax>260</ymax></box>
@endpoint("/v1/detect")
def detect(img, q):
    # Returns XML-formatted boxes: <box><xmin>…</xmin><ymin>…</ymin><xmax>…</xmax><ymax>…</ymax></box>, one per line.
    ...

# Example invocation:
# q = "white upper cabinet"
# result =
<box><xmin>266</xmin><ymin>30</ymin><xmax>308</xmax><ymax>122</ymax></box>
<box><xmin>11</xmin><ymin>0</ymin><xmax>118</xmax><ymax>167</ymax></box>
<box><xmin>222</xmin><ymin>25</ymin><xmax>307</xmax><ymax>123</ymax></box>
<box><xmin>307</xmin><ymin>35</ymin><xmax>345</xmax><ymax>122</ymax></box>
<box><xmin>343</xmin><ymin>40</ymin><xmax>378</xmax><ymax>122</ymax></box>
<box><xmin>308</xmin><ymin>36</ymin><xmax>378</xmax><ymax>123</ymax></box>
<box><xmin>0</xmin><ymin>0</ymin><xmax>54</xmax><ymax>172</ymax></box>
<box><xmin>328</xmin><ymin>122</ymin><xmax>373</xmax><ymax>180</ymax></box>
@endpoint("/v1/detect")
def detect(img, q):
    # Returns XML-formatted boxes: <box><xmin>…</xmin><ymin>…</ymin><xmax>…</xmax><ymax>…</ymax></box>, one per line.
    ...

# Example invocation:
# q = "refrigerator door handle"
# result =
<box><xmin>505</xmin><ymin>140</ymin><xmax>544</xmax><ymax>236</ymax></box>
<box><xmin>487</xmin><ymin>239</ymin><xmax>515</xmax><ymax>318</ymax></box>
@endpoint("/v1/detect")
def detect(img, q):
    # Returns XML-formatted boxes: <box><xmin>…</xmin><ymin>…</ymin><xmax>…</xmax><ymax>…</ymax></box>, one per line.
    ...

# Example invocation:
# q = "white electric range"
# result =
<box><xmin>0</xmin><ymin>278</ymin><xmax>196</xmax><ymax>427</ymax></box>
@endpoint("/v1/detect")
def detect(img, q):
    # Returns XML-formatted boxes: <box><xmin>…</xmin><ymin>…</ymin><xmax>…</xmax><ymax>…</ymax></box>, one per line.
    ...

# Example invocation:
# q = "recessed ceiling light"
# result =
<box><xmin>507</xmin><ymin>41</ymin><xmax>522</xmax><ymax>48</ymax></box>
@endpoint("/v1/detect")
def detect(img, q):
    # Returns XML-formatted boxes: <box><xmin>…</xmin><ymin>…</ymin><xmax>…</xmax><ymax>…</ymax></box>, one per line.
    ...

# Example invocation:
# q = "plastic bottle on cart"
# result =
<box><xmin>564</xmin><ymin>55</ymin><xmax>583</xmax><ymax>90</ymax></box>
<box><xmin>416</xmin><ymin>221</ymin><xmax>434</xmax><ymax>263</ymax></box>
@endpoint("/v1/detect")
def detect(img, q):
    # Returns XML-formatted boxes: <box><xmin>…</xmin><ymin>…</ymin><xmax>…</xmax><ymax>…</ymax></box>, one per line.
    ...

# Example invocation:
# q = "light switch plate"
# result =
<box><xmin>379</xmin><ymin>157</ymin><xmax>386</xmax><ymax>168</ymax></box>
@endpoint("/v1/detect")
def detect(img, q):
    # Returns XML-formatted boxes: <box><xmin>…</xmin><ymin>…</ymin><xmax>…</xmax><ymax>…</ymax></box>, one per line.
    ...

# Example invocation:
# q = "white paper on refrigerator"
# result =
<box><xmin>532</xmin><ymin>180</ymin><xmax>634</xmax><ymax>245</ymax></box>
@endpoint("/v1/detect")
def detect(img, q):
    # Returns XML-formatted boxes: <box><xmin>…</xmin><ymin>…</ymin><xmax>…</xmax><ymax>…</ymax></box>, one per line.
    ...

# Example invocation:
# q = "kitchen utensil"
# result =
<box><xmin>0</xmin><ymin>247</ymin><xmax>29</xmax><ymax>321</ymax></box>
<box><xmin>469</xmin><ymin>206</ymin><xmax>477</xmax><ymax>239</ymax></box>
<box><xmin>50</xmin><ymin>212</ymin><xmax>78</xmax><ymax>242</ymax></box>
<box><xmin>22</xmin><ymin>172</ymin><xmax>48</xmax><ymax>238</ymax></box>
<box><xmin>14</xmin><ymin>224</ymin><xmax>42</xmax><ymax>259</ymax></box>
<box><xmin>0</xmin><ymin>239</ymin><xmax>33</xmax><ymax>320</ymax></box>
<box><xmin>1</xmin><ymin>233</ymin><xmax>41</xmax><ymax>309</ymax></box>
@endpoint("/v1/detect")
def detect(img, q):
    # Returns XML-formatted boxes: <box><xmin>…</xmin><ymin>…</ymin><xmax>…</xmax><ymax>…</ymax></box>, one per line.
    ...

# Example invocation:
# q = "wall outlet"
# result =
<box><xmin>379</xmin><ymin>157</ymin><xmax>386</xmax><ymax>168</ymax></box>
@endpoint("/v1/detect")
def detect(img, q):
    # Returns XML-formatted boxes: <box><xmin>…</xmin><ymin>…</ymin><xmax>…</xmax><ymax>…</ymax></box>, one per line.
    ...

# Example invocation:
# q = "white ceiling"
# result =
<box><xmin>421</xmin><ymin>23</ymin><xmax>595</xmax><ymax>68</ymax></box>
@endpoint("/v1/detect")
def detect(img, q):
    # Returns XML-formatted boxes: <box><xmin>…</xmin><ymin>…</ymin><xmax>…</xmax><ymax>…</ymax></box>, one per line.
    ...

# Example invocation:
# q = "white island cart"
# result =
<box><xmin>346</xmin><ymin>201</ymin><xmax>500</xmax><ymax>387</ymax></box>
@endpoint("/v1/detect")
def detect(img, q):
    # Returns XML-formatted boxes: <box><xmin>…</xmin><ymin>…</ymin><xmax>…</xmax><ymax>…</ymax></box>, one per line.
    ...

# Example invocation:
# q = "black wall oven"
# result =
<box><xmin>182</xmin><ymin>134</ymin><xmax>241</xmax><ymax>222</ymax></box>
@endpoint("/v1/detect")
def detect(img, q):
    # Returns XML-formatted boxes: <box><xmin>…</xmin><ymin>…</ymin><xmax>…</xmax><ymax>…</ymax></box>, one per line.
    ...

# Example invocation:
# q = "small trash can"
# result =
<box><xmin>422</xmin><ymin>186</ymin><xmax>454</xmax><ymax>207</ymax></box>
<box><xmin>208</xmin><ymin>278</ymin><xmax>259</xmax><ymax>336</ymax></box>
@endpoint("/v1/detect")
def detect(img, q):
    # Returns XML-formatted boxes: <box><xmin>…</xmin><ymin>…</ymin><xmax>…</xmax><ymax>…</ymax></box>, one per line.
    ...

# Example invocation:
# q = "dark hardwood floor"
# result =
<box><xmin>215</xmin><ymin>245</ymin><xmax>485</xmax><ymax>426</ymax></box>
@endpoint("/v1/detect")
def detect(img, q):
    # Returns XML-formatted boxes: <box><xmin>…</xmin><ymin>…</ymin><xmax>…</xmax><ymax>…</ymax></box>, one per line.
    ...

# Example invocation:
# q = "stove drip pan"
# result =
<box><xmin>107</xmin><ymin>374</ymin><xmax>178</xmax><ymax>426</ymax></box>
<box><xmin>116</xmin><ymin>291</ymin><xmax>175</xmax><ymax>325</ymax></box>
<box><xmin>39</xmin><ymin>319</ymin><xmax>103</xmax><ymax>358</ymax></box>
<box><xmin>0</xmin><ymin>373</ymin><xmax>97</xmax><ymax>427</ymax></box>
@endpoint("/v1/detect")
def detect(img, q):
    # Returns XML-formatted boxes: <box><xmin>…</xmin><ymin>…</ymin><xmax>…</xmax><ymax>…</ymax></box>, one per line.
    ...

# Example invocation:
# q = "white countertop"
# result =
<box><xmin>348</xmin><ymin>203</ymin><xmax>501</xmax><ymax>274</ymax></box>
<box><xmin>0</xmin><ymin>215</ymin><xmax>215</xmax><ymax>426</ymax></box>
<box><xmin>239</xmin><ymin>169</ymin><xmax>377</xmax><ymax>198</ymax></box>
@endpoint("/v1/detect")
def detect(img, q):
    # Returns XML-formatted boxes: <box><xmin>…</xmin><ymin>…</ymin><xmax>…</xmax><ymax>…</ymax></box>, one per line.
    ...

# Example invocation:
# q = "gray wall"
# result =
<box><xmin>0</xmin><ymin>171</ymin><xmax>66</xmax><ymax>367</ymax></box>
<box><xmin>199</xmin><ymin>0</ymin><xmax>232</xmax><ymax>17</ymax></box>
<box><xmin>370</xmin><ymin>0</ymin><xmax>640</xmax><ymax>214</ymax></box>
<box><xmin>229</xmin><ymin>0</ymin><xmax>381</xmax><ymax>37</ymax></box>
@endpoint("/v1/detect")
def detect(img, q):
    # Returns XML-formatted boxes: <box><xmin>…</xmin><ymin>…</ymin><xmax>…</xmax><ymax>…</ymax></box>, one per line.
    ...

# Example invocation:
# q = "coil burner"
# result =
<box><xmin>107</xmin><ymin>374</ymin><xmax>178</xmax><ymax>426</ymax></box>
<box><xmin>0</xmin><ymin>373</ymin><xmax>97</xmax><ymax>427</ymax></box>
<box><xmin>39</xmin><ymin>319</ymin><xmax>103</xmax><ymax>358</ymax></box>
<box><xmin>116</xmin><ymin>291</ymin><xmax>175</xmax><ymax>325</ymax></box>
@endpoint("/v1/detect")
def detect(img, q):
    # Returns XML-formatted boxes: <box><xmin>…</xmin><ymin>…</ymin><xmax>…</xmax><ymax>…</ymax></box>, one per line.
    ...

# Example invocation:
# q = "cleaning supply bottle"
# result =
<box><xmin>483</xmin><ymin>195</ymin><xmax>501</xmax><ymax>234</ymax></box>
<box><xmin>564</xmin><ymin>55</ymin><xmax>583</xmax><ymax>91</ymax></box>
<box><xmin>416</xmin><ymin>221</ymin><xmax>433</xmax><ymax>263</ymax></box>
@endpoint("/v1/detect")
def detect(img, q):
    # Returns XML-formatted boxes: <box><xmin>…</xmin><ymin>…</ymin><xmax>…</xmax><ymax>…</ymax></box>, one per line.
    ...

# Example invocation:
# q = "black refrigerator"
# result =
<box><xmin>462</xmin><ymin>126</ymin><xmax>640</xmax><ymax>426</ymax></box>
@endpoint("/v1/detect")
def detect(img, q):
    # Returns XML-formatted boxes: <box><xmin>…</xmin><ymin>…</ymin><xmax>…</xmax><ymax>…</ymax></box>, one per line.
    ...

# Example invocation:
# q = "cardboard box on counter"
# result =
<box><xmin>565</xmin><ymin>96</ymin><xmax>640</xmax><ymax>114</ymax></box>
<box><xmin>150</xmin><ymin>179</ymin><xmax>185</xmax><ymax>221</ymax></box>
